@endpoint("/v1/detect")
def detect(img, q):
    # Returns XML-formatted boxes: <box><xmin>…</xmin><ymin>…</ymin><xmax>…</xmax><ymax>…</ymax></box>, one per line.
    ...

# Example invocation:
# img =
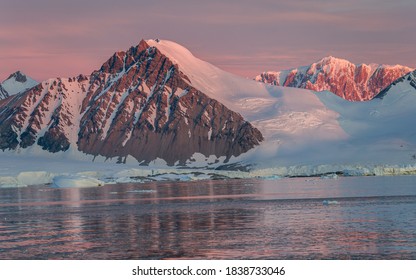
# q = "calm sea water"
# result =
<box><xmin>0</xmin><ymin>176</ymin><xmax>415</xmax><ymax>259</ymax></box>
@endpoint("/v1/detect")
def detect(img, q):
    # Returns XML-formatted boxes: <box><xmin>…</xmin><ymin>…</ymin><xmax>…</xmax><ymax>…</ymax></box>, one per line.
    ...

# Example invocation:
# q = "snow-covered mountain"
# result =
<box><xmin>0</xmin><ymin>40</ymin><xmax>262</xmax><ymax>165</ymax></box>
<box><xmin>255</xmin><ymin>56</ymin><xmax>413</xmax><ymax>101</ymax></box>
<box><xmin>0</xmin><ymin>71</ymin><xmax>38</xmax><ymax>99</ymax></box>
<box><xmin>1</xmin><ymin>39</ymin><xmax>416</xmax><ymax>175</ymax></box>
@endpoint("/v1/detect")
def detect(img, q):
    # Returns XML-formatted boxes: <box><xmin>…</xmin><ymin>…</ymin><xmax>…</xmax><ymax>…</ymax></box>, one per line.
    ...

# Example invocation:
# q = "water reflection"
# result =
<box><xmin>0</xmin><ymin>177</ymin><xmax>416</xmax><ymax>259</ymax></box>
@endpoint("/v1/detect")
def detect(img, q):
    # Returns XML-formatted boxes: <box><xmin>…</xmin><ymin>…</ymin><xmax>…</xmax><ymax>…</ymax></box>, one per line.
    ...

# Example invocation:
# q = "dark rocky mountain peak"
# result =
<box><xmin>0</xmin><ymin>40</ymin><xmax>263</xmax><ymax>166</ymax></box>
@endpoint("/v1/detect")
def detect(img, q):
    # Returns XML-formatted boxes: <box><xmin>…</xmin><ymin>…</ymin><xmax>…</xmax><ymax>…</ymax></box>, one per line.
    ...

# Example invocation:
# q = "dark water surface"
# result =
<box><xmin>0</xmin><ymin>176</ymin><xmax>415</xmax><ymax>259</ymax></box>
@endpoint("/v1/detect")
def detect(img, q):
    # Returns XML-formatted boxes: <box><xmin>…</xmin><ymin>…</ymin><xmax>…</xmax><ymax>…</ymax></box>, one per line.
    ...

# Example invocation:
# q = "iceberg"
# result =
<box><xmin>322</xmin><ymin>200</ymin><xmax>340</xmax><ymax>205</ymax></box>
<box><xmin>52</xmin><ymin>175</ymin><xmax>105</xmax><ymax>188</ymax></box>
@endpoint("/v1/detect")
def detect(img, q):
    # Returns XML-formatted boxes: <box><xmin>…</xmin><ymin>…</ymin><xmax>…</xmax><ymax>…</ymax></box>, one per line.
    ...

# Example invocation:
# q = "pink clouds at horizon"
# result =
<box><xmin>1</xmin><ymin>0</ymin><xmax>416</xmax><ymax>82</ymax></box>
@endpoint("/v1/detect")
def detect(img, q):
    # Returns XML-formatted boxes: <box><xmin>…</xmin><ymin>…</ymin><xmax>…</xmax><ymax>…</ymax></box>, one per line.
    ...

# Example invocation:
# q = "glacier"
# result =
<box><xmin>2</xmin><ymin>147</ymin><xmax>416</xmax><ymax>188</ymax></box>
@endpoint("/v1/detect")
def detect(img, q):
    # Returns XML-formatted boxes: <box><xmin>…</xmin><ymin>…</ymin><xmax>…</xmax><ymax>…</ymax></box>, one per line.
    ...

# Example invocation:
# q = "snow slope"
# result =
<box><xmin>147</xmin><ymin>40</ymin><xmax>347</xmax><ymax>165</ymax></box>
<box><xmin>0</xmin><ymin>71</ymin><xmax>38</xmax><ymax>98</ymax></box>
<box><xmin>315</xmin><ymin>70</ymin><xmax>416</xmax><ymax>164</ymax></box>
<box><xmin>147</xmin><ymin>40</ymin><xmax>416</xmax><ymax>170</ymax></box>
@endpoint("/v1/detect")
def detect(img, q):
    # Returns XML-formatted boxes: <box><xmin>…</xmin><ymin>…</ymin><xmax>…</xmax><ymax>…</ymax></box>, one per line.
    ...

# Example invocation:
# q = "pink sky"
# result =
<box><xmin>1</xmin><ymin>0</ymin><xmax>416</xmax><ymax>82</ymax></box>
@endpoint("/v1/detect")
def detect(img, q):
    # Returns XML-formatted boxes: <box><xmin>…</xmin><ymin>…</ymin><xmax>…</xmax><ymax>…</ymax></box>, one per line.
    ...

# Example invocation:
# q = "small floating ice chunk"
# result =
<box><xmin>17</xmin><ymin>171</ymin><xmax>54</xmax><ymax>186</ymax></box>
<box><xmin>191</xmin><ymin>174</ymin><xmax>212</xmax><ymax>180</ymax></box>
<box><xmin>115</xmin><ymin>176</ymin><xmax>143</xmax><ymax>184</ymax></box>
<box><xmin>153</xmin><ymin>173</ymin><xmax>192</xmax><ymax>181</ymax></box>
<box><xmin>52</xmin><ymin>175</ymin><xmax>105</xmax><ymax>188</ymax></box>
<box><xmin>0</xmin><ymin>176</ymin><xmax>19</xmax><ymax>188</ymax></box>
<box><xmin>126</xmin><ymin>190</ymin><xmax>156</xmax><ymax>193</ymax></box>
<box><xmin>322</xmin><ymin>200</ymin><xmax>340</xmax><ymax>205</ymax></box>
<box><xmin>320</xmin><ymin>173</ymin><xmax>338</xmax><ymax>179</ymax></box>
<box><xmin>259</xmin><ymin>175</ymin><xmax>281</xmax><ymax>181</ymax></box>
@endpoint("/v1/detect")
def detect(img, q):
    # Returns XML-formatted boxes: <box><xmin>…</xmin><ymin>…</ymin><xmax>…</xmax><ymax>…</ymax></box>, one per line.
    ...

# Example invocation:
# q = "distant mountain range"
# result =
<box><xmin>255</xmin><ymin>56</ymin><xmax>413</xmax><ymax>101</ymax></box>
<box><xmin>1</xmin><ymin>40</ymin><xmax>416</xmax><ymax>171</ymax></box>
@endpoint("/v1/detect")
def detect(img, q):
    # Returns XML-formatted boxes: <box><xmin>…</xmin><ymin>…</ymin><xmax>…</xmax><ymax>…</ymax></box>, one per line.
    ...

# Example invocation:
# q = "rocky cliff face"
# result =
<box><xmin>255</xmin><ymin>56</ymin><xmax>413</xmax><ymax>101</ymax></box>
<box><xmin>0</xmin><ymin>40</ymin><xmax>263</xmax><ymax>165</ymax></box>
<box><xmin>0</xmin><ymin>85</ymin><xmax>7</xmax><ymax>100</ymax></box>
<box><xmin>375</xmin><ymin>69</ymin><xmax>416</xmax><ymax>99</ymax></box>
<box><xmin>0</xmin><ymin>75</ymin><xmax>90</xmax><ymax>152</ymax></box>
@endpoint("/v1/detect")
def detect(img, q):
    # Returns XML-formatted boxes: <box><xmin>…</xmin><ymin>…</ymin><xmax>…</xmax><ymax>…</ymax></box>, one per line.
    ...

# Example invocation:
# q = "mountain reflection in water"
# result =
<box><xmin>1</xmin><ymin>176</ymin><xmax>416</xmax><ymax>259</ymax></box>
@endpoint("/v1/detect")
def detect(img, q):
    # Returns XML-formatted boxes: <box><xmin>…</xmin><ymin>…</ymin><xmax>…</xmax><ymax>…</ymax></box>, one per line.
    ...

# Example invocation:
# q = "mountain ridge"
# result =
<box><xmin>255</xmin><ymin>56</ymin><xmax>413</xmax><ymax>101</ymax></box>
<box><xmin>0</xmin><ymin>40</ymin><xmax>263</xmax><ymax>165</ymax></box>
<box><xmin>1</xmin><ymin>39</ymin><xmax>416</xmax><ymax>172</ymax></box>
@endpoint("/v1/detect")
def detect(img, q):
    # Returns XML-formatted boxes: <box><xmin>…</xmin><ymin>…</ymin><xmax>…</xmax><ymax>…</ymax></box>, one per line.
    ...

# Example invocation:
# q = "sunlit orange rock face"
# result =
<box><xmin>255</xmin><ymin>56</ymin><xmax>413</xmax><ymax>101</ymax></box>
